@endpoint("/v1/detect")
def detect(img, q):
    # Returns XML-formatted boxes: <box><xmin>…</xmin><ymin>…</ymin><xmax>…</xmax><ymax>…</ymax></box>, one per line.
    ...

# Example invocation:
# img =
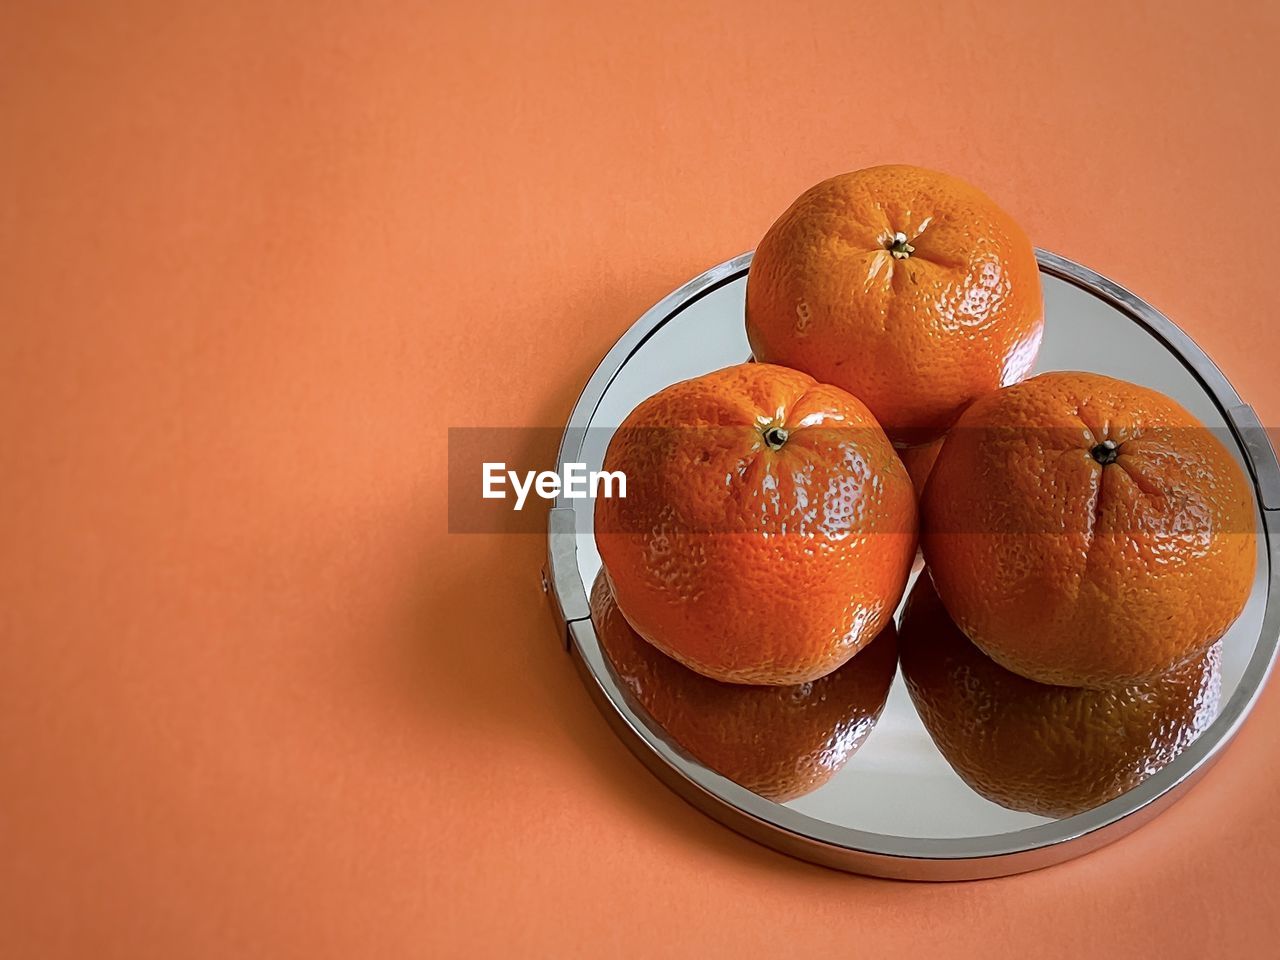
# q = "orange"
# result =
<box><xmin>900</xmin><ymin>437</ymin><xmax>943</xmax><ymax>576</ymax></box>
<box><xmin>745</xmin><ymin>164</ymin><xmax>1043</xmax><ymax>444</ymax></box>
<box><xmin>595</xmin><ymin>361</ymin><xmax>917</xmax><ymax>685</ymax></box>
<box><xmin>922</xmin><ymin>370</ymin><xmax>1257</xmax><ymax>688</ymax></box>
<box><xmin>899</xmin><ymin>576</ymin><xmax>1220</xmax><ymax>819</ymax></box>
<box><xmin>590</xmin><ymin>572</ymin><xmax>897</xmax><ymax>802</ymax></box>
<box><xmin>899</xmin><ymin>436</ymin><xmax>944</xmax><ymax>500</ymax></box>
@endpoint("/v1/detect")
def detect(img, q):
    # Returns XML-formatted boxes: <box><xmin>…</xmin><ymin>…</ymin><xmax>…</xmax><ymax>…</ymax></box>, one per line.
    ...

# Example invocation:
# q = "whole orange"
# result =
<box><xmin>590</xmin><ymin>571</ymin><xmax>897</xmax><ymax>801</ymax></box>
<box><xmin>595</xmin><ymin>362</ymin><xmax>917</xmax><ymax>685</ymax></box>
<box><xmin>900</xmin><ymin>576</ymin><xmax>1220</xmax><ymax>818</ymax></box>
<box><xmin>922</xmin><ymin>371</ymin><xmax>1257</xmax><ymax>688</ymax></box>
<box><xmin>745</xmin><ymin>164</ymin><xmax>1043</xmax><ymax>444</ymax></box>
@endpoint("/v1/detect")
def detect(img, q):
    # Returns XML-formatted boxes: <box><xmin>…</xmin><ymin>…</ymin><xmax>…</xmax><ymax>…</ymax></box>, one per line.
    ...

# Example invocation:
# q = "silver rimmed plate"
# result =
<box><xmin>543</xmin><ymin>250</ymin><xmax>1280</xmax><ymax>880</ymax></box>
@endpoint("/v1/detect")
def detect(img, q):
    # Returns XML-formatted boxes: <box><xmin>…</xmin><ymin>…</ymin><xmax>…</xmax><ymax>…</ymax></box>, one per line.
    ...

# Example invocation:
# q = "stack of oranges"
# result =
<box><xmin>592</xmin><ymin>164</ymin><xmax>1257</xmax><ymax>811</ymax></box>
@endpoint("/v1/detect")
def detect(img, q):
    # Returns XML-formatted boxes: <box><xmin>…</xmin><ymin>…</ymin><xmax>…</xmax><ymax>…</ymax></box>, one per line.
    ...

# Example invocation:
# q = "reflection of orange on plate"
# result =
<box><xmin>590</xmin><ymin>571</ymin><xmax>898</xmax><ymax>802</ymax></box>
<box><xmin>900</xmin><ymin>576</ymin><xmax>1221</xmax><ymax>819</ymax></box>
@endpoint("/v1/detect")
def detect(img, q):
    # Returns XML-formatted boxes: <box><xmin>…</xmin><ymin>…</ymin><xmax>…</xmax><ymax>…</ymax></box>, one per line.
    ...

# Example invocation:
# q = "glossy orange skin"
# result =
<box><xmin>900</xmin><ymin>437</ymin><xmax>944</xmax><ymax>500</ymax></box>
<box><xmin>595</xmin><ymin>362</ymin><xmax>917</xmax><ymax>685</ymax></box>
<box><xmin>901</xmin><ymin>438</ymin><xmax>944</xmax><ymax>576</ymax></box>
<box><xmin>900</xmin><ymin>576</ymin><xmax>1220</xmax><ymax>819</ymax></box>
<box><xmin>590</xmin><ymin>572</ymin><xmax>897</xmax><ymax>802</ymax></box>
<box><xmin>746</xmin><ymin>165</ymin><xmax>1043</xmax><ymax>444</ymax></box>
<box><xmin>922</xmin><ymin>371</ymin><xmax>1257</xmax><ymax>688</ymax></box>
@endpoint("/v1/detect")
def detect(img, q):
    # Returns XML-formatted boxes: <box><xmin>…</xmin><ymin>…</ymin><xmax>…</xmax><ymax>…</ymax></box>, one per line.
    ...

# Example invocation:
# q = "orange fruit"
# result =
<box><xmin>900</xmin><ymin>437</ymin><xmax>944</xmax><ymax>576</ymax></box>
<box><xmin>746</xmin><ymin>164</ymin><xmax>1043</xmax><ymax>444</ymax></box>
<box><xmin>922</xmin><ymin>370</ymin><xmax>1257</xmax><ymax>688</ymax></box>
<box><xmin>590</xmin><ymin>572</ymin><xmax>898</xmax><ymax>802</ymax></box>
<box><xmin>899</xmin><ymin>576</ymin><xmax>1220</xmax><ymax>818</ymax></box>
<box><xmin>595</xmin><ymin>361</ymin><xmax>917</xmax><ymax>685</ymax></box>
<box><xmin>899</xmin><ymin>436</ymin><xmax>944</xmax><ymax>500</ymax></box>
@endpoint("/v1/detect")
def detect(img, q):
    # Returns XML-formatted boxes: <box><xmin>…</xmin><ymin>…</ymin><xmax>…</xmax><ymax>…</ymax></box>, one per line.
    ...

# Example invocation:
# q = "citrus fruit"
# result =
<box><xmin>922</xmin><ymin>370</ymin><xmax>1257</xmax><ymax>687</ymax></box>
<box><xmin>595</xmin><ymin>361</ymin><xmax>917</xmax><ymax>685</ymax></box>
<box><xmin>900</xmin><ymin>436</ymin><xmax>944</xmax><ymax>575</ymax></box>
<box><xmin>900</xmin><ymin>576</ymin><xmax>1220</xmax><ymax>818</ymax></box>
<box><xmin>745</xmin><ymin>164</ymin><xmax>1043</xmax><ymax>444</ymax></box>
<box><xmin>590</xmin><ymin>571</ymin><xmax>898</xmax><ymax>801</ymax></box>
<box><xmin>900</xmin><ymin>436</ymin><xmax>943</xmax><ymax>500</ymax></box>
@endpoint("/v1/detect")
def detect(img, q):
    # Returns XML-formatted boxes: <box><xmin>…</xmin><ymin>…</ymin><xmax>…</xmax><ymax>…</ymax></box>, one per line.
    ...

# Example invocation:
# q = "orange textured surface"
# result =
<box><xmin>596</xmin><ymin>362</ymin><xmax>916</xmax><ymax>684</ymax></box>
<box><xmin>746</xmin><ymin>165</ymin><xmax>1043</xmax><ymax>442</ymax></box>
<box><xmin>922</xmin><ymin>371</ymin><xmax>1256</xmax><ymax>687</ymax></box>
<box><xmin>590</xmin><ymin>572</ymin><xmax>897</xmax><ymax>801</ymax></box>
<box><xmin>2</xmin><ymin>2</ymin><xmax>1280</xmax><ymax>957</ymax></box>
<box><xmin>900</xmin><ymin>576</ymin><xmax>1222</xmax><ymax>819</ymax></box>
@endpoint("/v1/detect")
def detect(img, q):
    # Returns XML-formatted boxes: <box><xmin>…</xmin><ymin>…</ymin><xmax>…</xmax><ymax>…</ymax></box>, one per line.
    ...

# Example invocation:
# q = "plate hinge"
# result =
<box><xmin>543</xmin><ymin>507</ymin><xmax>590</xmax><ymax>650</ymax></box>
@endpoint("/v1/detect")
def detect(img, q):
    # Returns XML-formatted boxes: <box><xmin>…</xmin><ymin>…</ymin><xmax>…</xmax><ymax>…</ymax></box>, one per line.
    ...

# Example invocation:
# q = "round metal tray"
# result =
<box><xmin>543</xmin><ymin>250</ymin><xmax>1280</xmax><ymax>880</ymax></box>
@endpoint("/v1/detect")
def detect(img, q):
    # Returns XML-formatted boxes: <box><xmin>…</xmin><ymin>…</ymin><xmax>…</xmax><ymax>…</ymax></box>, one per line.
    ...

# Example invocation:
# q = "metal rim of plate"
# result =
<box><xmin>543</xmin><ymin>249</ymin><xmax>1280</xmax><ymax>881</ymax></box>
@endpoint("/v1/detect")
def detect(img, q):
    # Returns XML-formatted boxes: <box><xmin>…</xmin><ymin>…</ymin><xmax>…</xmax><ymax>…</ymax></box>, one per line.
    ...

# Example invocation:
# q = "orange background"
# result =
<box><xmin>3</xmin><ymin>1</ymin><xmax>1280</xmax><ymax>956</ymax></box>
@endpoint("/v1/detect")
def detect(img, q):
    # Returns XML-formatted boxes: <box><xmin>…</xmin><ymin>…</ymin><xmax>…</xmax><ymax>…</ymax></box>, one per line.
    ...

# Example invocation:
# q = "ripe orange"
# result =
<box><xmin>590</xmin><ymin>572</ymin><xmax>897</xmax><ymax>802</ymax></box>
<box><xmin>900</xmin><ymin>436</ymin><xmax>944</xmax><ymax>500</ymax></box>
<box><xmin>922</xmin><ymin>371</ymin><xmax>1257</xmax><ymax>688</ymax></box>
<box><xmin>595</xmin><ymin>361</ymin><xmax>917</xmax><ymax>685</ymax></box>
<box><xmin>900</xmin><ymin>576</ymin><xmax>1220</xmax><ymax>818</ymax></box>
<box><xmin>746</xmin><ymin>164</ymin><xmax>1043</xmax><ymax>444</ymax></box>
<box><xmin>899</xmin><ymin>437</ymin><xmax>944</xmax><ymax>575</ymax></box>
